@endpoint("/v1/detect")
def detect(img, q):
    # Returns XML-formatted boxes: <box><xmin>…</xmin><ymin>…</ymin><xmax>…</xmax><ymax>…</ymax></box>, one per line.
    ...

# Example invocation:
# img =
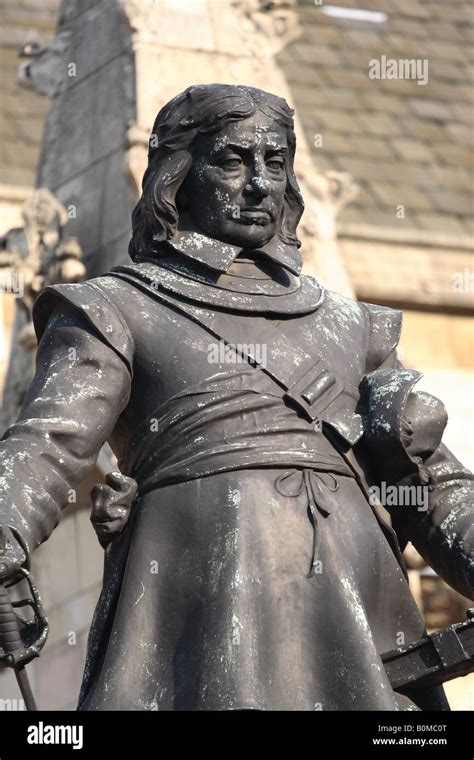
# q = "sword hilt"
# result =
<box><xmin>0</xmin><ymin>583</ymin><xmax>23</xmax><ymax>663</ymax></box>
<box><xmin>0</xmin><ymin>580</ymin><xmax>40</xmax><ymax>710</ymax></box>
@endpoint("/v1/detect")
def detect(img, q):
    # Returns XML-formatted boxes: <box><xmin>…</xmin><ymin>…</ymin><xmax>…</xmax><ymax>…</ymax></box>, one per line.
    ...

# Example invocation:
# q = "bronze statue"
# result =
<box><xmin>0</xmin><ymin>85</ymin><xmax>472</xmax><ymax>711</ymax></box>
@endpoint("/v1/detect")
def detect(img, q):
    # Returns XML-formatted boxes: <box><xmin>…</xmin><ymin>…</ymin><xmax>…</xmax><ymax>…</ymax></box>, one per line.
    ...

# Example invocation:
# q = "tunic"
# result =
<box><xmin>0</xmin><ymin>247</ymin><xmax>472</xmax><ymax>711</ymax></box>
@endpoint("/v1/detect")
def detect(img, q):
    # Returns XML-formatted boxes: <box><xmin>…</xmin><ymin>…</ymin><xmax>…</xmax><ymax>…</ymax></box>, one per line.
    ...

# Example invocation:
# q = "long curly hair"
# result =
<box><xmin>128</xmin><ymin>84</ymin><xmax>304</xmax><ymax>262</ymax></box>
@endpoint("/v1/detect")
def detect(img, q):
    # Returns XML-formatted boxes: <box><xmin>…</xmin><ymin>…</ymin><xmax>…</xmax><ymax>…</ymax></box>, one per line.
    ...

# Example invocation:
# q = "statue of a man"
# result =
<box><xmin>0</xmin><ymin>85</ymin><xmax>472</xmax><ymax>711</ymax></box>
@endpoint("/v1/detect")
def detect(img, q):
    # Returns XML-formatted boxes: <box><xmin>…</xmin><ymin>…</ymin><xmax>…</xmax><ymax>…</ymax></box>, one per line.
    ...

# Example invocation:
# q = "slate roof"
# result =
<box><xmin>278</xmin><ymin>0</ymin><xmax>474</xmax><ymax>245</ymax></box>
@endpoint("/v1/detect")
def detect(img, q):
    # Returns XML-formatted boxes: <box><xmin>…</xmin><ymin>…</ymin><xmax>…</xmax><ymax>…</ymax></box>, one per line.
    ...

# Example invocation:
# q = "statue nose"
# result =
<box><xmin>245</xmin><ymin>176</ymin><xmax>271</xmax><ymax>197</ymax></box>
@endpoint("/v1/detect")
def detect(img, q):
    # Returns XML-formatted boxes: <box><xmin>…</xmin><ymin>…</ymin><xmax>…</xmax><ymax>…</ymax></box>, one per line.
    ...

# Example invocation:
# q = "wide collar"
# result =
<box><xmin>112</xmin><ymin>259</ymin><xmax>325</xmax><ymax>316</ymax></box>
<box><xmin>167</xmin><ymin>229</ymin><xmax>303</xmax><ymax>277</ymax></box>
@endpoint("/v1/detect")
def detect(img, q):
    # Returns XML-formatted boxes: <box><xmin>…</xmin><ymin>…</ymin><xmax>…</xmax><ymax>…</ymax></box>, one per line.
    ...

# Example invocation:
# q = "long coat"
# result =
<box><xmin>0</xmin><ymin>257</ymin><xmax>472</xmax><ymax>710</ymax></box>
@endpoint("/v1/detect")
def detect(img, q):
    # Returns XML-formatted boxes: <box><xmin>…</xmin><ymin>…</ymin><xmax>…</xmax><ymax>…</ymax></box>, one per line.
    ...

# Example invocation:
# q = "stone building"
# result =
<box><xmin>0</xmin><ymin>0</ymin><xmax>472</xmax><ymax>709</ymax></box>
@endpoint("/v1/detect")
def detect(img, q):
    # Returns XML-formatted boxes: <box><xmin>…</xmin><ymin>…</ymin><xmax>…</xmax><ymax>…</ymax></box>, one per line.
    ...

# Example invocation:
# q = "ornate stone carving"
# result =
<box><xmin>230</xmin><ymin>0</ymin><xmax>301</xmax><ymax>56</ymax></box>
<box><xmin>305</xmin><ymin>170</ymin><xmax>359</xmax><ymax>241</ymax></box>
<box><xmin>18</xmin><ymin>31</ymin><xmax>71</xmax><ymax>98</ymax></box>
<box><xmin>0</xmin><ymin>188</ymin><xmax>85</xmax><ymax>349</ymax></box>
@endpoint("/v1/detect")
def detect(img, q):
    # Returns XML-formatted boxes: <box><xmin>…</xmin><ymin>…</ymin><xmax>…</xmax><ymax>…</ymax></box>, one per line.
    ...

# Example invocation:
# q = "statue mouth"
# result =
<box><xmin>237</xmin><ymin>209</ymin><xmax>272</xmax><ymax>225</ymax></box>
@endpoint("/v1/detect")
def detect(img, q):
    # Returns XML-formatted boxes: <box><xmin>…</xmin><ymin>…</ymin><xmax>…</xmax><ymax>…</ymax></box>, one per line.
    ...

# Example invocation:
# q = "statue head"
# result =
<box><xmin>129</xmin><ymin>84</ymin><xmax>304</xmax><ymax>264</ymax></box>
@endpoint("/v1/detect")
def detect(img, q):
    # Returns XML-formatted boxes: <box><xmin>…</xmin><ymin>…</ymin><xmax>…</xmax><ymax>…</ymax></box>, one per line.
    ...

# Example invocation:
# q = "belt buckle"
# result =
<box><xmin>283</xmin><ymin>358</ymin><xmax>344</xmax><ymax>421</ymax></box>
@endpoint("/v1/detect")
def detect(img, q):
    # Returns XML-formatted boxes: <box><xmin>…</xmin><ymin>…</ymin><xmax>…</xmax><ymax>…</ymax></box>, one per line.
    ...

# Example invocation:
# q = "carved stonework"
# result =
<box><xmin>295</xmin><ymin>167</ymin><xmax>358</xmax><ymax>292</ymax></box>
<box><xmin>124</xmin><ymin>123</ymin><xmax>150</xmax><ymax>200</ymax></box>
<box><xmin>230</xmin><ymin>0</ymin><xmax>302</xmax><ymax>56</ymax></box>
<box><xmin>0</xmin><ymin>188</ymin><xmax>85</xmax><ymax>426</ymax></box>
<box><xmin>1</xmin><ymin>188</ymin><xmax>85</xmax><ymax>327</ymax></box>
<box><xmin>18</xmin><ymin>31</ymin><xmax>71</xmax><ymax>98</ymax></box>
<box><xmin>304</xmin><ymin>171</ymin><xmax>359</xmax><ymax>241</ymax></box>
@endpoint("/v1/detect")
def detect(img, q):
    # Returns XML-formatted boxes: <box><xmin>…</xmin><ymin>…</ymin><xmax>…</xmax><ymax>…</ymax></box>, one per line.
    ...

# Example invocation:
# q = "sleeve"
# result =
<box><xmin>400</xmin><ymin>442</ymin><xmax>473</xmax><ymax>601</ymax></box>
<box><xmin>359</xmin><ymin>304</ymin><xmax>474</xmax><ymax>600</ymax></box>
<box><xmin>0</xmin><ymin>284</ymin><xmax>133</xmax><ymax>559</ymax></box>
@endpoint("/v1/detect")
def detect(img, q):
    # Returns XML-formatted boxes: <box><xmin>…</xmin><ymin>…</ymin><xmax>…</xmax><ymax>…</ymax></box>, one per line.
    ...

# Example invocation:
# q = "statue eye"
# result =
<box><xmin>219</xmin><ymin>157</ymin><xmax>242</xmax><ymax>170</ymax></box>
<box><xmin>266</xmin><ymin>158</ymin><xmax>284</xmax><ymax>171</ymax></box>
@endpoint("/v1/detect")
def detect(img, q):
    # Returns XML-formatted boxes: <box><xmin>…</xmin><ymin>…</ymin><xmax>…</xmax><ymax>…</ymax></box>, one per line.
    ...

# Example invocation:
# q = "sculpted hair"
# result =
<box><xmin>129</xmin><ymin>84</ymin><xmax>304</xmax><ymax>262</ymax></box>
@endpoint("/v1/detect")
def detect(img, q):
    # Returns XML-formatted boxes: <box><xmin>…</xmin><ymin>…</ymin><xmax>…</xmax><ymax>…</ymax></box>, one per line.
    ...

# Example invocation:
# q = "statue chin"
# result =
<box><xmin>206</xmin><ymin>225</ymin><xmax>274</xmax><ymax>251</ymax></box>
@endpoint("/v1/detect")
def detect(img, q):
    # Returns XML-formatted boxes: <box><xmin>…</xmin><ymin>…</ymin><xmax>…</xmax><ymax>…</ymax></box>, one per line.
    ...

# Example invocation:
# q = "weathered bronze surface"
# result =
<box><xmin>0</xmin><ymin>85</ymin><xmax>472</xmax><ymax>710</ymax></box>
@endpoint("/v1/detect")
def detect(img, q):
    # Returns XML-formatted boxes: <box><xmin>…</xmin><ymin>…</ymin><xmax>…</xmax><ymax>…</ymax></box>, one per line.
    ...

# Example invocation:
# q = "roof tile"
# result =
<box><xmin>277</xmin><ymin>1</ymin><xmax>473</xmax><ymax>241</ymax></box>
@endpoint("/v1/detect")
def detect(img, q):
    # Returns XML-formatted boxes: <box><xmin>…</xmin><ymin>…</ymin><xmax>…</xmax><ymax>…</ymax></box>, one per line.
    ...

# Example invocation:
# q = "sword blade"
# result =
<box><xmin>15</xmin><ymin>664</ymin><xmax>37</xmax><ymax>711</ymax></box>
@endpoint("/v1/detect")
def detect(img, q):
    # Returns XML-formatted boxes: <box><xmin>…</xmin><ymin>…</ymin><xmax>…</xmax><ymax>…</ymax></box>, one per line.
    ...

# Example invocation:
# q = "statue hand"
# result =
<box><xmin>90</xmin><ymin>472</ymin><xmax>137</xmax><ymax>547</ymax></box>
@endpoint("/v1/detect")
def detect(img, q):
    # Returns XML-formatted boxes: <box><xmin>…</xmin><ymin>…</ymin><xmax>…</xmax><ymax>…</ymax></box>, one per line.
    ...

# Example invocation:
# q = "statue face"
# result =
<box><xmin>180</xmin><ymin>112</ymin><xmax>288</xmax><ymax>249</ymax></box>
